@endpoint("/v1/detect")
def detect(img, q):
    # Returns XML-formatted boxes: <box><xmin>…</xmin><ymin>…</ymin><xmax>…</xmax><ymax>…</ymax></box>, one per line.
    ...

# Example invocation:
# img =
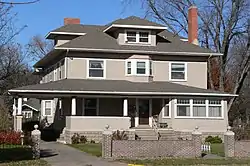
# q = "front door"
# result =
<box><xmin>138</xmin><ymin>99</ymin><xmax>149</xmax><ymax>125</ymax></box>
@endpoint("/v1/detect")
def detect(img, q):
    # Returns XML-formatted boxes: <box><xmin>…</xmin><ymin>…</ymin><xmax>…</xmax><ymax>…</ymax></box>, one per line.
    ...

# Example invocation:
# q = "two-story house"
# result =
<box><xmin>9</xmin><ymin>6</ymin><xmax>235</xmax><ymax>143</ymax></box>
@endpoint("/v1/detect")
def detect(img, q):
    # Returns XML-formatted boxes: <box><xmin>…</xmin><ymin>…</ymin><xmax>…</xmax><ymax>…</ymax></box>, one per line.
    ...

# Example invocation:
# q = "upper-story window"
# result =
<box><xmin>126</xmin><ymin>59</ymin><xmax>152</xmax><ymax>76</ymax></box>
<box><xmin>169</xmin><ymin>62</ymin><xmax>187</xmax><ymax>81</ymax></box>
<box><xmin>125</xmin><ymin>30</ymin><xmax>150</xmax><ymax>44</ymax></box>
<box><xmin>87</xmin><ymin>59</ymin><xmax>105</xmax><ymax>78</ymax></box>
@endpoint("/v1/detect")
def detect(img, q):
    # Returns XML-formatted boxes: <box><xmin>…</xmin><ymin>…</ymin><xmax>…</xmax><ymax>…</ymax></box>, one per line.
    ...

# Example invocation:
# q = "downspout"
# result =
<box><xmin>65</xmin><ymin>49</ymin><xmax>69</xmax><ymax>79</ymax></box>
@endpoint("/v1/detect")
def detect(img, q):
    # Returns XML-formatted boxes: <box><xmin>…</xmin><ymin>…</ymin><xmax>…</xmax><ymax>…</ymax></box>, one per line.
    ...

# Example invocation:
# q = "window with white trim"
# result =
<box><xmin>88</xmin><ymin>60</ymin><xmax>105</xmax><ymax>78</ymax></box>
<box><xmin>163</xmin><ymin>99</ymin><xmax>170</xmax><ymax>117</ymax></box>
<box><xmin>139</xmin><ymin>32</ymin><xmax>149</xmax><ymax>43</ymax></box>
<box><xmin>125</xmin><ymin>59</ymin><xmax>152</xmax><ymax>76</ymax></box>
<box><xmin>126</xmin><ymin>30</ymin><xmax>150</xmax><ymax>44</ymax></box>
<box><xmin>136</xmin><ymin>61</ymin><xmax>146</xmax><ymax>74</ymax></box>
<box><xmin>208</xmin><ymin>100</ymin><xmax>222</xmax><ymax>117</ymax></box>
<box><xmin>175</xmin><ymin>99</ymin><xmax>223</xmax><ymax>118</ymax></box>
<box><xmin>176</xmin><ymin>99</ymin><xmax>190</xmax><ymax>116</ymax></box>
<box><xmin>44</xmin><ymin>100</ymin><xmax>52</xmax><ymax>116</ymax></box>
<box><xmin>170</xmin><ymin>62</ymin><xmax>187</xmax><ymax>81</ymax></box>
<box><xmin>126</xmin><ymin>31</ymin><xmax>136</xmax><ymax>42</ymax></box>
<box><xmin>127</xmin><ymin>61</ymin><xmax>131</xmax><ymax>74</ymax></box>
<box><xmin>193</xmin><ymin>99</ymin><xmax>206</xmax><ymax>117</ymax></box>
<box><xmin>84</xmin><ymin>98</ymin><xmax>98</xmax><ymax>116</ymax></box>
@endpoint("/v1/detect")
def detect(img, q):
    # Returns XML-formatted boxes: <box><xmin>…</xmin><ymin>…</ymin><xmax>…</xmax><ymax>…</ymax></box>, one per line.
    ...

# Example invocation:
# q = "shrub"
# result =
<box><xmin>112</xmin><ymin>130</ymin><xmax>128</xmax><ymax>140</ymax></box>
<box><xmin>90</xmin><ymin>140</ymin><xmax>95</xmax><ymax>143</ymax></box>
<box><xmin>71</xmin><ymin>133</ymin><xmax>87</xmax><ymax>144</ymax></box>
<box><xmin>80</xmin><ymin>135</ymin><xmax>87</xmax><ymax>143</ymax></box>
<box><xmin>205</xmin><ymin>135</ymin><xmax>222</xmax><ymax>144</ymax></box>
<box><xmin>0</xmin><ymin>131</ymin><xmax>21</xmax><ymax>145</ymax></box>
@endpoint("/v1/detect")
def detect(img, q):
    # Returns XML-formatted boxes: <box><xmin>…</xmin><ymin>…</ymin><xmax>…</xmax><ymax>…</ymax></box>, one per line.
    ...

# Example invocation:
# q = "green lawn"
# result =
<box><xmin>210</xmin><ymin>143</ymin><xmax>225</xmax><ymax>157</ymax></box>
<box><xmin>0</xmin><ymin>145</ymin><xmax>49</xmax><ymax>166</ymax></box>
<box><xmin>0</xmin><ymin>160</ymin><xmax>49</xmax><ymax>166</ymax></box>
<box><xmin>69</xmin><ymin>143</ymin><xmax>102</xmax><ymax>157</ymax></box>
<box><xmin>121</xmin><ymin>158</ymin><xmax>250</xmax><ymax>165</ymax></box>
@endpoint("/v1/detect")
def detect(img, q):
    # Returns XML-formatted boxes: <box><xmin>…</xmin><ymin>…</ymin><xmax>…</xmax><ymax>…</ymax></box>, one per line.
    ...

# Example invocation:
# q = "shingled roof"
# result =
<box><xmin>9</xmin><ymin>79</ymin><xmax>235</xmax><ymax>97</ymax></box>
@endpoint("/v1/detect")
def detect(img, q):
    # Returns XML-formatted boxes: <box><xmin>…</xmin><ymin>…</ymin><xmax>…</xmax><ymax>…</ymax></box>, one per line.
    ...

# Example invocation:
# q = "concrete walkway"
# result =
<box><xmin>40</xmin><ymin>141</ymin><xmax>127</xmax><ymax>166</ymax></box>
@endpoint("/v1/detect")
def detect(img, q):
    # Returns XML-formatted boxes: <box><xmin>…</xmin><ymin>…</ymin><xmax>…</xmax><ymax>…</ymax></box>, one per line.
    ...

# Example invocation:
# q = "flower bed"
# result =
<box><xmin>0</xmin><ymin>131</ymin><xmax>21</xmax><ymax>145</ymax></box>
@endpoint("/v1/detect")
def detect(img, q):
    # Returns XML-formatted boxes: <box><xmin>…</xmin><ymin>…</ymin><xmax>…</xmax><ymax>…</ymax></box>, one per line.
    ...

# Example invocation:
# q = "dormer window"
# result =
<box><xmin>125</xmin><ymin>30</ymin><xmax>150</xmax><ymax>44</ymax></box>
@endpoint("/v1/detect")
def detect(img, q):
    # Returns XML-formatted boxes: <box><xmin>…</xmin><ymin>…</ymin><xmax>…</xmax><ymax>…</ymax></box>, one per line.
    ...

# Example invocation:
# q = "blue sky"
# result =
<box><xmin>13</xmin><ymin>0</ymin><xmax>145</xmax><ymax>44</ymax></box>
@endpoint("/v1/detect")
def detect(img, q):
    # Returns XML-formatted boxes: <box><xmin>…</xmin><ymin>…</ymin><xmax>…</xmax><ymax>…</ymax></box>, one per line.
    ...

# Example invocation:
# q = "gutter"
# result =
<box><xmin>55</xmin><ymin>47</ymin><xmax>223</xmax><ymax>56</ymax></box>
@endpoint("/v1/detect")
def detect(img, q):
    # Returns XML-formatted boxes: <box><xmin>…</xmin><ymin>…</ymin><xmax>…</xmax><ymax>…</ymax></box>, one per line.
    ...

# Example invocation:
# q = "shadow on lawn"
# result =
<box><xmin>0</xmin><ymin>147</ymin><xmax>58</xmax><ymax>164</ymax></box>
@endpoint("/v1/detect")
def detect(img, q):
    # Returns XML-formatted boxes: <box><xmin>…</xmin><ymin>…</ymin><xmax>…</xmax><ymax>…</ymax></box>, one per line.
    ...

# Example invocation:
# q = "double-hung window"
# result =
<box><xmin>193</xmin><ymin>99</ymin><xmax>206</xmax><ymax>117</ymax></box>
<box><xmin>44</xmin><ymin>100</ymin><xmax>52</xmax><ymax>116</ymax></box>
<box><xmin>170</xmin><ymin>62</ymin><xmax>187</xmax><ymax>81</ymax></box>
<box><xmin>208</xmin><ymin>100</ymin><xmax>222</xmax><ymax>117</ymax></box>
<box><xmin>126</xmin><ymin>31</ymin><xmax>150</xmax><ymax>44</ymax></box>
<box><xmin>84</xmin><ymin>98</ymin><xmax>98</xmax><ymax>116</ymax></box>
<box><xmin>136</xmin><ymin>61</ymin><xmax>146</xmax><ymax>74</ymax></box>
<box><xmin>126</xmin><ymin>31</ymin><xmax>137</xmax><ymax>42</ymax></box>
<box><xmin>139</xmin><ymin>32</ymin><xmax>149</xmax><ymax>43</ymax></box>
<box><xmin>176</xmin><ymin>99</ymin><xmax>190</xmax><ymax>117</ymax></box>
<box><xmin>88</xmin><ymin>60</ymin><xmax>105</xmax><ymax>78</ymax></box>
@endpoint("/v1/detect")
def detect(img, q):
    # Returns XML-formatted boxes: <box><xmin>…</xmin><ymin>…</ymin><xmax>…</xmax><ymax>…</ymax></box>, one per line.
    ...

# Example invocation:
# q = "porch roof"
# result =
<box><xmin>9</xmin><ymin>79</ymin><xmax>236</xmax><ymax>98</ymax></box>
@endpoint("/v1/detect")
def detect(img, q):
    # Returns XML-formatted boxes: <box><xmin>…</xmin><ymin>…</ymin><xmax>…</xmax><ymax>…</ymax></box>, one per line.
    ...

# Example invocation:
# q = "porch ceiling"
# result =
<box><xmin>8</xmin><ymin>79</ymin><xmax>236</xmax><ymax>98</ymax></box>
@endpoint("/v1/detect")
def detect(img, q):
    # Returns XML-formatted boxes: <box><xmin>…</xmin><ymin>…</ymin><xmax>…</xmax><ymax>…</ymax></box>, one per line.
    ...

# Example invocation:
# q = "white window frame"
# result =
<box><xmin>174</xmin><ymin>99</ymin><xmax>224</xmax><ymax>119</ymax></box>
<box><xmin>175</xmin><ymin>99</ymin><xmax>191</xmax><ymax>118</ymax></box>
<box><xmin>43</xmin><ymin>100</ymin><xmax>53</xmax><ymax>117</ymax></box>
<box><xmin>22</xmin><ymin>111</ymin><xmax>33</xmax><ymax>118</ymax></box>
<box><xmin>124</xmin><ymin>30</ymin><xmax>151</xmax><ymax>44</ymax></box>
<box><xmin>162</xmin><ymin>98</ymin><xmax>171</xmax><ymax>118</ymax></box>
<box><xmin>87</xmin><ymin>59</ymin><xmax>106</xmax><ymax>79</ymax></box>
<box><xmin>169</xmin><ymin>62</ymin><xmax>187</xmax><ymax>81</ymax></box>
<box><xmin>125</xmin><ymin>59</ymin><xmax>152</xmax><ymax>76</ymax></box>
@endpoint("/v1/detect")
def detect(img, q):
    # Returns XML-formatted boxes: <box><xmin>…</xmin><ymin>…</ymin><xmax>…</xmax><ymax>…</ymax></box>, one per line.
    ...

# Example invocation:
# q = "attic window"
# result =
<box><xmin>125</xmin><ymin>30</ymin><xmax>150</xmax><ymax>44</ymax></box>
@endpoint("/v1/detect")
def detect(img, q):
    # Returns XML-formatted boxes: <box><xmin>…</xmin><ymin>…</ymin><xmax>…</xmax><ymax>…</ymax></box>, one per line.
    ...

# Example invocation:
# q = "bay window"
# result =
<box><xmin>126</xmin><ymin>59</ymin><xmax>152</xmax><ymax>76</ymax></box>
<box><xmin>88</xmin><ymin>59</ymin><xmax>105</xmax><ymax>78</ymax></box>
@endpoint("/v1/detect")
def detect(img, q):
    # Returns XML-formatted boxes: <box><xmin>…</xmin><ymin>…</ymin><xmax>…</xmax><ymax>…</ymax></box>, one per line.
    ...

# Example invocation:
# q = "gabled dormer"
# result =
<box><xmin>104</xmin><ymin>16</ymin><xmax>167</xmax><ymax>46</ymax></box>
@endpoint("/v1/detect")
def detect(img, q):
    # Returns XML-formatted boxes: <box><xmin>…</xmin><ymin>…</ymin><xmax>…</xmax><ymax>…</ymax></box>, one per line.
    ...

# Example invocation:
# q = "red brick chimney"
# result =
<box><xmin>188</xmin><ymin>6</ymin><xmax>199</xmax><ymax>45</ymax></box>
<box><xmin>64</xmin><ymin>18</ymin><xmax>80</xmax><ymax>25</ymax></box>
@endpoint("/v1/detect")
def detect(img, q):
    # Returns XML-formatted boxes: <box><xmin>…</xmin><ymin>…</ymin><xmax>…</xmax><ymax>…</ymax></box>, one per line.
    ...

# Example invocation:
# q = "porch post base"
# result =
<box><xmin>16</xmin><ymin>115</ymin><xmax>23</xmax><ymax>132</ymax></box>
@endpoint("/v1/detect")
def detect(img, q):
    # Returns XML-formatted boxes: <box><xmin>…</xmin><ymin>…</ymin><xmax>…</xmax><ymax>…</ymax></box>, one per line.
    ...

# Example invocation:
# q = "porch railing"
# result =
<box><xmin>152</xmin><ymin>117</ymin><xmax>160</xmax><ymax>140</ymax></box>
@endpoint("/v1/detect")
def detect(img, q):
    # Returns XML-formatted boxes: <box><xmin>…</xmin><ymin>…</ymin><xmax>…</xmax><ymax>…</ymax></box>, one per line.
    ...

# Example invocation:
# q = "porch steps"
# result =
<box><xmin>159</xmin><ymin>129</ymin><xmax>176</xmax><ymax>140</ymax></box>
<box><xmin>135</xmin><ymin>127</ymin><xmax>158</xmax><ymax>140</ymax></box>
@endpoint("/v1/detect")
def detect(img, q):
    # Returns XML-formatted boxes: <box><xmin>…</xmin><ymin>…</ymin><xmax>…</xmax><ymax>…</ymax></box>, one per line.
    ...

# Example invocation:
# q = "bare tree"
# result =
<box><xmin>125</xmin><ymin>0</ymin><xmax>250</xmax><ymax>111</ymax></box>
<box><xmin>0</xmin><ymin>0</ymin><xmax>40</xmax><ymax>5</ymax></box>
<box><xmin>26</xmin><ymin>35</ymin><xmax>53</xmax><ymax>61</ymax></box>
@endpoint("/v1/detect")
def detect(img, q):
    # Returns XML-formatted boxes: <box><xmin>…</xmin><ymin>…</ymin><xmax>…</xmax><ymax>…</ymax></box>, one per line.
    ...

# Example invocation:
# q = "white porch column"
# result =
<box><xmin>17</xmin><ymin>98</ymin><xmax>22</xmax><ymax>115</ymax></box>
<box><xmin>135</xmin><ymin>99</ymin><xmax>139</xmax><ymax>127</ymax></box>
<box><xmin>123</xmin><ymin>98</ymin><xmax>128</xmax><ymax>116</ymax></box>
<box><xmin>149</xmin><ymin>99</ymin><xmax>153</xmax><ymax>127</ymax></box>
<box><xmin>71</xmin><ymin>97</ymin><xmax>76</xmax><ymax>116</ymax></box>
<box><xmin>16</xmin><ymin>98</ymin><xmax>23</xmax><ymax>131</ymax></box>
<box><xmin>12</xmin><ymin>98</ymin><xmax>17</xmax><ymax>116</ymax></box>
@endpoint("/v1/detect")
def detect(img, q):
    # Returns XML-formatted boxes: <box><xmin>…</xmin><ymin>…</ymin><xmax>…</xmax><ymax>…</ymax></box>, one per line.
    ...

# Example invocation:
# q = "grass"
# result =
<box><xmin>210</xmin><ymin>143</ymin><xmax>225</xmax><ymax>157</ymax></box>
<box><xmin>0</xmin><ymin>145</ymin><xmax>49</xmax><ymax>166</ymax></box>
<box><xmin>69</xmin><ymin>143</ymin><xmax>102</xmax><ymax>157</ymax></box>
<box><xmin>0</xmin><ymin>160</ymin><xmax>49</xmax><ymax>166</ymax></box>
<box><xmin>121</xmin><ymin>158</ymin><xmax>250</xmax><ymax>165</ymax></box>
